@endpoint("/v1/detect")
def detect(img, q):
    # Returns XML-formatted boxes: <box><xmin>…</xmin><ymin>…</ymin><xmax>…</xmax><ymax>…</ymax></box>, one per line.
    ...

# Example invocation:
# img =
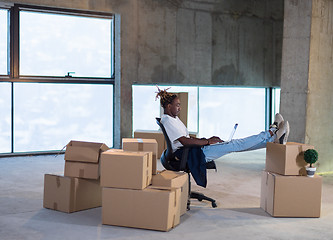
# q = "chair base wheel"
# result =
<box><xmin>190</xmin><ymin>191</ymin><xmax>217</xmax><ymax>208</ymax></box>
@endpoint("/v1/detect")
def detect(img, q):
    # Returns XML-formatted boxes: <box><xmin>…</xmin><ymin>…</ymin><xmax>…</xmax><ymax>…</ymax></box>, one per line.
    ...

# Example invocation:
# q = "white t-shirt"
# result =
<box><xmin>161</xmin><ymin>114</ymin><xmax>189</xmax><ymax>152</ymax></box>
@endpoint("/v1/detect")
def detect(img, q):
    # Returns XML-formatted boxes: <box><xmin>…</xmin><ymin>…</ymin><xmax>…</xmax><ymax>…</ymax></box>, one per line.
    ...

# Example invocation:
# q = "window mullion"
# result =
<box><xmin>9</xmin><ymin>5</ymin><xmax>19</xmax><ymax>79</ymax></box>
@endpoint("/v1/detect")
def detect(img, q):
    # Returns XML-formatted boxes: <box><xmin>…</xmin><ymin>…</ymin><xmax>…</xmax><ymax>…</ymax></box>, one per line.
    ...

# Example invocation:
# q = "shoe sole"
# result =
<box><xmin>279</xmin><ymin>121</ymin><xmax>290</xmax><ymax>144</ymax></box>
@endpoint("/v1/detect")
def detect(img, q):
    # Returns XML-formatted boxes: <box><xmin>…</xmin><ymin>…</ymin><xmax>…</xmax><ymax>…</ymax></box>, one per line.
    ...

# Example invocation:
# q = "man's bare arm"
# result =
<box><xmin>178</xmin><ymin>136</ymin><xmax>223</xmax><ymax>146</ymax></box>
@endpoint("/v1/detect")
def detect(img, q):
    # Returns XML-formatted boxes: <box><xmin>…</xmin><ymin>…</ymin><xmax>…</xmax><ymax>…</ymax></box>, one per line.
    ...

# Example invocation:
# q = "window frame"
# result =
<box><xmin>2</xmin><ymin>3</ymin><xmax>115</xmax><ymax>84</ymax></box>
<box><xmin>0</xmin><ymin>4</ymin><xmax>115</xmax><ymax>156</ymax></box>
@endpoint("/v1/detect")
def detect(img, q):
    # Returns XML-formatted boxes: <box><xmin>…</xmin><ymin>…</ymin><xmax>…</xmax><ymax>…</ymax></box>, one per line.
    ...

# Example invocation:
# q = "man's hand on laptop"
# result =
<box><xmin>208</xmin><ymin>136</ymin><xmax>224</xmax><ymax>145</ymax></box>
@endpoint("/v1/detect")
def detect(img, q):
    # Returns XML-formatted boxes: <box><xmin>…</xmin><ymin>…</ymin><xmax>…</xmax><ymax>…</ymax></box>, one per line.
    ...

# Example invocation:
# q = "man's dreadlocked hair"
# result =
<box><xmin>155</xmin><ymin>86</ymin><xmax>178</xmax><ymax>109</ymax></box>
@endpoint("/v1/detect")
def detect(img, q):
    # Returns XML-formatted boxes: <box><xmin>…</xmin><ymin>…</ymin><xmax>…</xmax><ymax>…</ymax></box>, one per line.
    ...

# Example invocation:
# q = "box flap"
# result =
<box><xmin>65</xmin><ymin>140</ymin><xmax>109</xmax><ymax>163</ymax></box>
<box><xmin>67</xmin><ymin>140</ymin><xmax>109</xmax><ymax>149</ymax></box>
<box><xmin>152</xmin><ymin>170</ymin><xmax>188</xmax><ymax>188</ymax></box>
<box><xmin>65</xmin><ymin>146</ymin><xmax>100</xmax><ymax>163</ymax></box>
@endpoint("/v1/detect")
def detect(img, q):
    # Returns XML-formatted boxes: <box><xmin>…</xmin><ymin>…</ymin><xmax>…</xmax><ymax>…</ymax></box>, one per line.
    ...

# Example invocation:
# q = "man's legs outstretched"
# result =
<box><xmin>201</xmin><ymin>131</ymin><xmax>275</xmax><ymax>162</ymax></box>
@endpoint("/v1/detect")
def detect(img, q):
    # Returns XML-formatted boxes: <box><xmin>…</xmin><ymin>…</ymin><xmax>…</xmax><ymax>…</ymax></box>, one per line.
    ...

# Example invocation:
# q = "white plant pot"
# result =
<box><xmin>306</xmin><ymin>167</ymin><xmax>316</xmax><ymax>177</ymax></box>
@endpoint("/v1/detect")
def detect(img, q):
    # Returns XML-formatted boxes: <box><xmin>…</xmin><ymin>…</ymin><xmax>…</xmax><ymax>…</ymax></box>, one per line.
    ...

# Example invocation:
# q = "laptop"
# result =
<box><xmin>227</xmin><ymin>123</ymin><xmax>238</xmax><ymax>142</ymax></box>
<box><xmin>211</xmin><ymin>123</ymin><xmax>238</xmax><ymax>145</ymax></box>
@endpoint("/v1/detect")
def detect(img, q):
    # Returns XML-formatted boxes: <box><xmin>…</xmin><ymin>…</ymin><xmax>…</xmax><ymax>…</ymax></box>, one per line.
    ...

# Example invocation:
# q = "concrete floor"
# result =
<box><xmin>1</xmin><ymin>149</ymin><xmax>333</xmax><ymax>240</ymax></box>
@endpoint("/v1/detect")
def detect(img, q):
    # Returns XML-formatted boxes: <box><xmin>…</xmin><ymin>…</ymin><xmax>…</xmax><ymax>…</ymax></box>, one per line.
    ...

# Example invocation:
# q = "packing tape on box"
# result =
<box><xmin>298</xmin><ymin>145</ymin><xmax>304</xmax><ymax>153</ymax></box>
<box><xmin>174</xmin><ymin>189</ymin><xmax>178</xmax><ymax>207</ymax></box>
<box><xmin>146</xmin><ymin>170</ymin><xmax>149</xmax><ymax>185</ymax></box>
<box><xmin>138</xmin><ymin>143</ymin><xmax>144</xmax><ymax>151</ymax></box>
<box><xmin>79</xmin><ymin>169</ymin><xmax>84</xmax><ymax>178</ymax></box>
<box><xmin>56</xmin><ymin>176</ymin><xmax>61</xmax><ymax>188</ymax></box>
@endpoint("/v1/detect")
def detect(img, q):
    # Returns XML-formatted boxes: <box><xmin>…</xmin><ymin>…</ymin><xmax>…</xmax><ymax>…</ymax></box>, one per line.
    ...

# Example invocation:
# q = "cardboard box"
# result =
<box><xmin>134</xmin><ymin>130</ymin><xmax>166</xmax><ymax>158</ymax></box>
<box><xmin>102</xmin><ymin>186</ymin><xmax>181</xmax><ymax>231</ymax></box>
<box><xmin>266</xmin><ymin>142</ymin><xmax>314</xmax><ymax>175</ymax></box>
<box><xmin>260</xmin><ymin>171</ymin><xmax>322</xmax><ymax>217</ymax></box>
<box><xmin>100</xmin><ymin>149</ymin><xmax>152</xmax><ymax>189</ymax></box>
<box><xmin>65</xmin><ymin>140</ymin><xmax>109</xmax><ymax>163</ymax></box>
<box><xmin>64</xmin><ymin>161</ymin><xmax>99</xmax><ymax>179</ymax></box>
<box><xmin>43</xmin><ymin>174</ymin><xmax>102</xmax><ymax>213</ymax></box>
<box><xmin>152</xmin><ymin>170</ymin><xmax>188</xmax><ymax>216</ymax></box>
<box><xmin>122</xmin><ymin>138</ymin><xmax>158</xmax><ymax>175</ymax></box>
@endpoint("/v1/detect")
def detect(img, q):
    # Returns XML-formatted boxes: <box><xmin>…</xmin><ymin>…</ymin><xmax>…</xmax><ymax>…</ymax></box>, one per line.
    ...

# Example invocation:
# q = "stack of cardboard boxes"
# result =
<box><xmin>43</xmin><ymin>140</ymin><xmax>109</xmax><ymax>213</ymax></box>
<box><xmin>100</xmin><ymin>138</ymin><xmax>189</xmax><ymax>231</ymax></box>
<box><xmin>43</xmin><ymin>138</ymin><xmax>189</xmax><ymax>232</ymax></box>
<box><xmin>260</xmin><ymin>142</ymin><xmax>322</xmax><ymax>217</ymax></box>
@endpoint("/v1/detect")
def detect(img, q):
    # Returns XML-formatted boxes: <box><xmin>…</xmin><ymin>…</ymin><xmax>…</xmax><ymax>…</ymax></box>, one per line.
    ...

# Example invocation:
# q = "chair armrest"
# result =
<box><xmin>180</xmin><ymin>147</ymin><xmax>190</xmax><ymax>171</ymax></box>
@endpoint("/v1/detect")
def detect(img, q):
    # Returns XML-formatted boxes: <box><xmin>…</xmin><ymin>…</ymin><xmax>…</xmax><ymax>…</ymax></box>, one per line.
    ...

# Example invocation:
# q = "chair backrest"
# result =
<box><xmin>156</xmin><ymin>117</ymin><xmax>179</xmax><ymax>171</ymax></box>
<box><xmin>156</xmin><ymin>117</ymin><xmax>216</xmax><ymax>172</ymax></box>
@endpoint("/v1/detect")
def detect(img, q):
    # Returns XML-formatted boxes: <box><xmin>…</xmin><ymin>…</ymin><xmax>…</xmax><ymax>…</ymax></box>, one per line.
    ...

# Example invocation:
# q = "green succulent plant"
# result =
<box><xmin>304</xmin><ymin>149</ymin><xmax>318</xmax><ymax>168</ymax></box>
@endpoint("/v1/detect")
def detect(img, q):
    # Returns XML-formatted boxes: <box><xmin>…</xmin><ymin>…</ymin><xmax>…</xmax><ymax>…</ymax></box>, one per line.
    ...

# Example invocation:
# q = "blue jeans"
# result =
<box><xmin>201</xmin><ymin>131</ymin><xmax>275</xmax><ymax>162</ymax></box>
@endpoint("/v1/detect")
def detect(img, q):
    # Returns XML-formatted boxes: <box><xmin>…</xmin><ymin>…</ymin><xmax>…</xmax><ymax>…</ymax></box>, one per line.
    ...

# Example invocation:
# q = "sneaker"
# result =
<box><xmin>274</xmin><ymin>120</ymin><xmax>290</xmax><ymax>144</ymax></box>
<box><xmin>270</xmin><ymin>113</ymin><xmax>284</xmax><ymax>129</ymax></box>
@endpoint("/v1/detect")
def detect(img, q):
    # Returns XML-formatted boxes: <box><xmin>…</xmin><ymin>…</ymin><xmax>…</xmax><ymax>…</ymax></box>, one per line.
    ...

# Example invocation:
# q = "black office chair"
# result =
<box><xmin>156</xmin><ymin>117</ymin><xmax>217</xmax><ymax>209</ymax></box>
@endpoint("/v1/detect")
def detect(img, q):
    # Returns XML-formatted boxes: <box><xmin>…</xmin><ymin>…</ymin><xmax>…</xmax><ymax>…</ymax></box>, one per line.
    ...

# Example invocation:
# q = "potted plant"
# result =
<box><xmin>304</xmin><ymin>149</ymin><xmax>318</xmax><ymax>177</ymax></box>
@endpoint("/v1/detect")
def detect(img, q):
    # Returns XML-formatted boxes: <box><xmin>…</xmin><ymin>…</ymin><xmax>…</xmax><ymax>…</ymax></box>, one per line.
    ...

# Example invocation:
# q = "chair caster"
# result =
<box><xmin>212</xmin><ymin>201</ymin><xmax>217</xmax><ymax>208</ymax></box>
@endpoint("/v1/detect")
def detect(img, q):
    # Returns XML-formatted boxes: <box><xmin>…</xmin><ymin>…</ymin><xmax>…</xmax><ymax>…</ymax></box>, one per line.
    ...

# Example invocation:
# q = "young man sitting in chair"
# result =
<box><xmin>155</xmin><ymin>87</ymin><xmax>290</xmax><ymax>163</ymax></box>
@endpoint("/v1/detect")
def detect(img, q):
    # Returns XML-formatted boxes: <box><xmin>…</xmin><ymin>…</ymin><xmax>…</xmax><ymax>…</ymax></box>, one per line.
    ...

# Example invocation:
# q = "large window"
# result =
<box><xmin>20</xmin><ymin>11</ymin><xmax>112</xmax><ymax>78</ymax></box>
<box><xmin>133</xmin><ymin>85</ymin><xmax>279</xmax><ymax>140</ymax></box>
<box><xmin>0</xmin><ymin>5</ymin><xmax>114</xmax><ymax>154</ymax></box>
<box><xmin>199</xmin><ymin>87</ymin><xmax>265</xmax><ymax>139</ymax></box>
<box><xmin>0</xmin><ymin>82</ymin><xmax>11</xmax><ymax>153</ymax></box>
<box><xmin>0</xmin><ymin>9</ymin><xmax>8</xmax><ymax>75</ymax></box>
<box><xmin>14</xmin><ymin>83</ymin><xmax>113</xmax><ymax>152</ymax></box>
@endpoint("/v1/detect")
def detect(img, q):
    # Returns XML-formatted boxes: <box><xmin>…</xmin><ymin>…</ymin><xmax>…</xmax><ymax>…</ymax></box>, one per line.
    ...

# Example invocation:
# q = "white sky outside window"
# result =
<box><xmin>20</xmin><ymin>11</ymin><xmax>112</xmax><ymax>78</ymax></box>
<box><xmin>132</xmin><ymin>85</ymin><xmax>198</xmax><ymax>134</ymax></box>
<box><xmin>0</xmin><ymin>9</ymin><xmax>8</xmax><ymax>75</ymax></box>
<box><xmin>0</xmin><ymin>82</ymin><xmax>11</xmax><ymax>153</ymax></box>
<box><xmin>198</xmin><ymin>87</ymin><xmax>266</xmax><ymax>140</ymax></box>
<box><xmin>14</xmin><ymin>83</ymin><xmax>113</xmax><ymax>152</ymax></box>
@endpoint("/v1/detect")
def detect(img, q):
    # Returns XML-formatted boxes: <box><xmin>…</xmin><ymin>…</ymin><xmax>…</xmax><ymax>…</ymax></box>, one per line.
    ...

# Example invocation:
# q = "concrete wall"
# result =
<box><xmin>280</xmin><ymin>0</ymin><xmax>312</xmax><ymax>143</ymax></box>
<box><xmin>307</xmin><ymin>0</ymin><xmax>333</xmax><ymax>172</ymax></box>
<box><xmin>137</xmin><ymin>0</ymin><xmax>284</xmax><ymax>87</ymax></box>
<box><xmin>2</xmin><ymin>0</ymin><xmax>284</xmax><ymax>148</ymax></box>
<box><xmin>281</xmin><ymin>0</ymin><xmax>333</xmax><ymax>172</ymax></box>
